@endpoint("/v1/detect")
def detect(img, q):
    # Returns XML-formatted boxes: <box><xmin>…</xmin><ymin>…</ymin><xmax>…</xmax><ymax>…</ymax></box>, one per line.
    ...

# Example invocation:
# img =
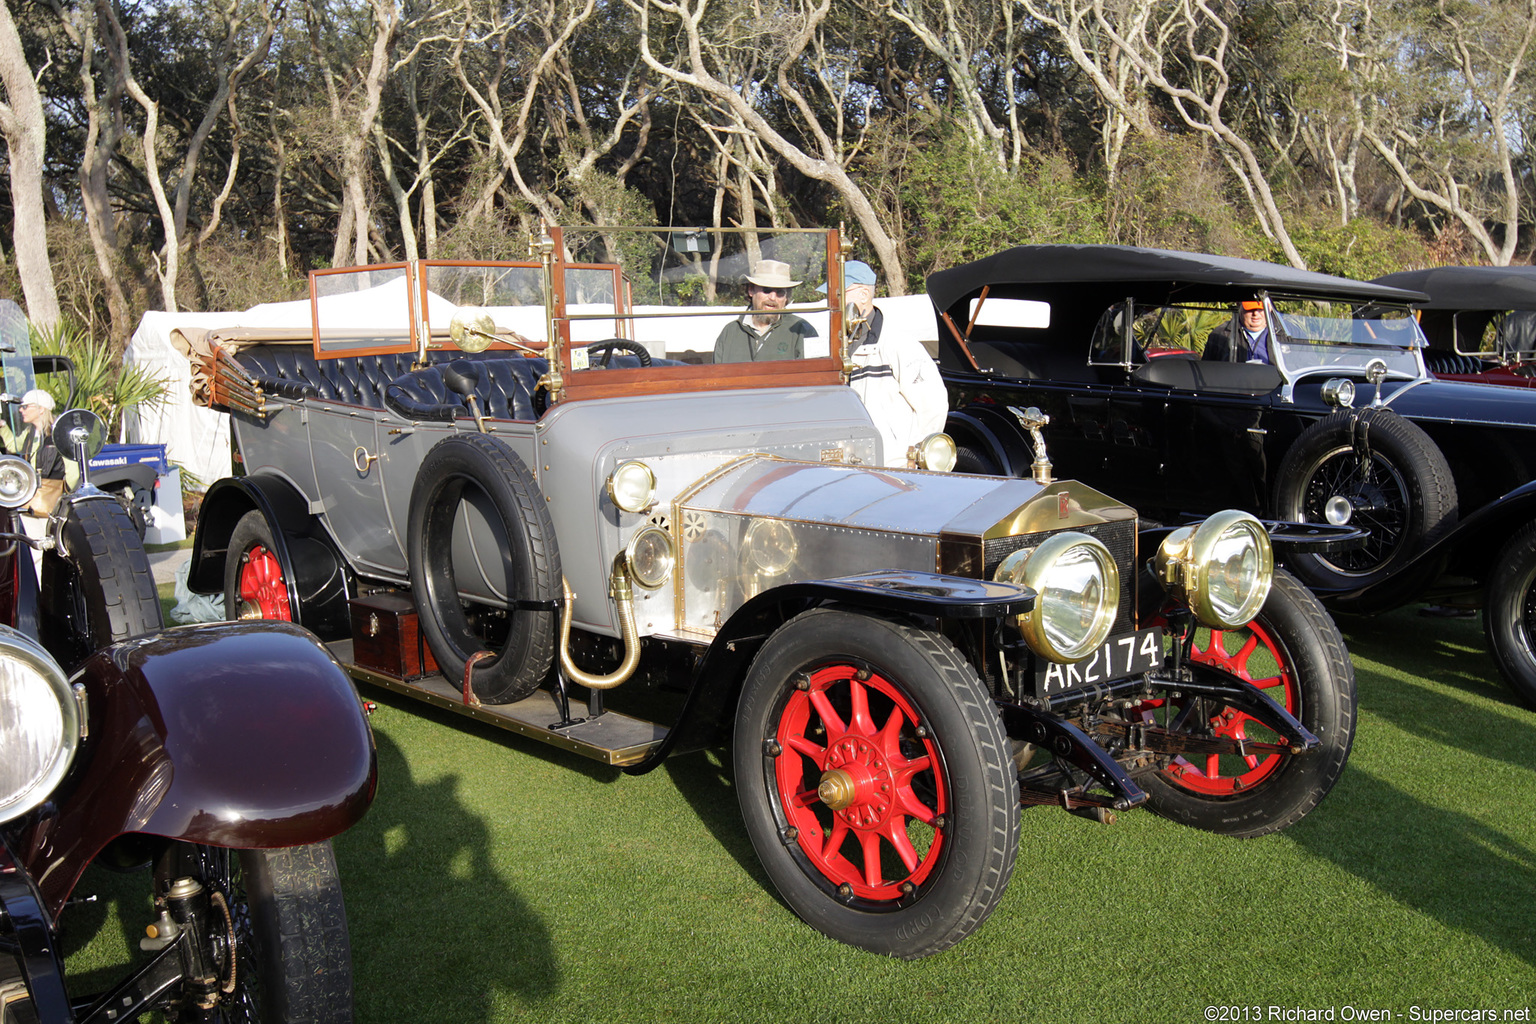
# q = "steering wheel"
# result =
<box><xmin>585</xmin><ymin>338</ymin><xmax>652</xmax><ymax>368</ymax></box>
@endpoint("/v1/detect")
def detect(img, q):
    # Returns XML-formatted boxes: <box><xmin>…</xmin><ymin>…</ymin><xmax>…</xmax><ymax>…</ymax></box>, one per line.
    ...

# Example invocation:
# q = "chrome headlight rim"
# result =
<box><xmin>994</xmin><ymin>531</ymin><xmax>1119</xmax><ymax>663</ymax></box>
<box><xmin>0</xmin><ymin>454</ymin><xmax>38</xmax><ymax>511</ymax></box>
<box><xmin>606</xmin><ymin>460</ymin><xmax>657</xmax><ymax>514</ymax></box>
<box><xmin>0</xmin><ymin>624</ymin><xmax>79</xmax><ymax>825</ymax></box>
<box><xmin>624</xmin><ymin>525</ymin><xmax>676</xmax><ymax>590</ymax></box>
<box><xmin>912</xmin><ymin>432</ymin><xmax>957</xmax><ymax>473</ymax></box>
<box><xmin>1157</xmin><ymin>510</ymin><xmax>1274</xmax><ymax>629</ymax></box>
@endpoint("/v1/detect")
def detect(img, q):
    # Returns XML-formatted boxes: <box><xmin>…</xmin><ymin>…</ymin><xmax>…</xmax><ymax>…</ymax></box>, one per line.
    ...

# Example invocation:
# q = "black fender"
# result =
<box><xmin>1323</xmin><ymin>479</ymin><xmax>1536</xmax><ymax>612</ymax></box>
<box><xmin>86</xmin><ymin>461</ymin><xmax>158</xmax><ymax>495</ymax></box>
<box><xmin>190</xmin><ymin>474</ymin><xmax>353</xmax><ymax>638</ymax></box>
<box><xmin>624</xmin><ymin>570</ymin><xmax>1034</xmax><ymax>774</ymax></box>
<box><xmin>17</xmin><ymin>622</ymin><xmax>377</xmax><ymax>919</ymax></box>
<box><xmin>0</xmin><ymin>839</ymin><xmax>71</xmax><ymax>1022</ymax></box>
<box><xmin>945</xmin><ymin>405</ymin><xmax>1034</xmax><ymax>477</ymax></box>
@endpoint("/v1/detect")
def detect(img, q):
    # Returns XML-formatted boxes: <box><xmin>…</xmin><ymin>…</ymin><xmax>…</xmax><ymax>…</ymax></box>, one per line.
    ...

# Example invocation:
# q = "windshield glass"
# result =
<box><xmin>1269</xmin><ymin>298</ymin><xmax>1425</xmax><ymax>380</ymax></box>
<box><xmin>309</xmin><ymin>226</ymin><xmax>850</xmax><ymax>402</ymax></box>
<box><xmin>0</xmin><ymin>301</ymin><xmax>35</xmax><ymax>440</ymax></box>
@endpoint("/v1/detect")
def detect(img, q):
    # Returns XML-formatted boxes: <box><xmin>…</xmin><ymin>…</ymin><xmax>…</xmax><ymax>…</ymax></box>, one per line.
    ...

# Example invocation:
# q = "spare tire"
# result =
<box><xmin>407</xmin><ymin>433</ymin><xmax>560</xmax><ymax>704</ymax></box>
<box><xmin>1271</xmin><ymin>408</ymin><xmax>1456</xmax><ymax>595</ymax></box>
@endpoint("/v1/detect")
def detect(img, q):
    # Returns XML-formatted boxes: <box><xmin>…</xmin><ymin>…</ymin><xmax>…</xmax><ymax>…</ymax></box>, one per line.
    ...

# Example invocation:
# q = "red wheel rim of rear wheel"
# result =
<box><xmin>238</xmin><ymin>544</ymin><xmax>292</xmax><ymax>620</ymax></box>
<box><xmin>772</xmin><ymin>663</ymin><xmax>947</xmax><ymax>902</ymax></box>
<box><xmin>1158</xmin><ymin>619</ymin><xmax>1298</xmax><ymax>795</ymax></box>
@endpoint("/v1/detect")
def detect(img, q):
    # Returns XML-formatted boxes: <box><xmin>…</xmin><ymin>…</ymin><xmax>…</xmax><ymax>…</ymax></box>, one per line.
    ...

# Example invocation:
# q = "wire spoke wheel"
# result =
<box><xmin>1296</xmin><ymin>446</ymin><xmax>1409</xmax><ymax>574</ymax></box>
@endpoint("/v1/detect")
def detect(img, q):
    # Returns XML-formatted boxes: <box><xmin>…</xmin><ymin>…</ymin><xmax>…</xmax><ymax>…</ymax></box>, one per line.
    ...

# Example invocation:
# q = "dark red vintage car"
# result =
<box><xmin>1374</xmin><ymin>265</ymin><xmax>1536</xmax><ymax>388</ymax></box>
<box><xmin>0</xmin><ymin>300</ymin><xmax>376</xmax><ymax>1023</ymax></box>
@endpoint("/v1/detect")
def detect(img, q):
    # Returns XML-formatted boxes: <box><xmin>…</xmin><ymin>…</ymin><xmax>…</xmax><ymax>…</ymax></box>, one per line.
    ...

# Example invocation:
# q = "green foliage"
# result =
<box><xmin>1106</xmin><ymin>134</ymin><xmax>1258</xmax><ymax>256</ymax></box>
<box><xmin>28</xmin><ymin>319</ymin><xmax>172</xmax><ymax>441</ymax></box>
<box><xmin>895</xmin><ymin>126</ymin><xmax>1107</xmax><ymax>290</ymax></box>
<box><xmin>1268</xmin><ymin>218</ymin><xmax>1437</xmax><ymax>281</ymax></box>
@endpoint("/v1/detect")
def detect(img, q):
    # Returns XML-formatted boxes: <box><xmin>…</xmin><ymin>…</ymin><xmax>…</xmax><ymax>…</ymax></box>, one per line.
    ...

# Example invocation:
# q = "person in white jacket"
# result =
<box><xmin>821</xmin><ymin>261</ymin><xmax>949</xmax><ymax>467</ymax></box>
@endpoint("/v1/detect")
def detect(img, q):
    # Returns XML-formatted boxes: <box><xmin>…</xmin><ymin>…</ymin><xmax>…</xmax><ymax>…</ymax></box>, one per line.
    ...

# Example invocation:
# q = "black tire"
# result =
<box><xmin>733</xmin><ymin>608</ymin><xmax>1020</xmax><ymax>959</ymax></box>
<box><xmin>1485</xmin><ymin>521</ymin><xmax>1536</xmax><ymax>709</ymax></box>
<box><xmin>1142</xmin><ymin>570</ymin><xmax>1357</xmax><ymax>837</ymax></box>
<box><xmin>954</xmin><ymin>443</ymin><xmax>1001</xmax><ymax>476</ymax></box>
<box><xmin>407</xmin><ymin>433</ymin><xmax>559</xmax><ymax>704</ymax></box>
<box><xmin>224</xmin><ymin>510</ymin><xmax>294</xmax><ymax>623</ymax></box>
<box><xmin>585</xmin><ymin>338</ymin><xmax>652</xmax><ymax>367</ymax></box>
<box><xmin>163</xmin><ymin>841</ymin><xmax>353</xmax><ymax>1023</ymax></box>
<box><xmin>115</xmin><ymin>484</ymin><xmax>150</xmax><ymax>539</ymax></box>
<box><xmin>1272</xmin><ymin>408</ymin><xmax>1457</xmax><ymax>592</ymax></box>
<box><xmin>39</xmin><ymin>497</ymin><xmax>164</xmax><ymax>668</ymax></box>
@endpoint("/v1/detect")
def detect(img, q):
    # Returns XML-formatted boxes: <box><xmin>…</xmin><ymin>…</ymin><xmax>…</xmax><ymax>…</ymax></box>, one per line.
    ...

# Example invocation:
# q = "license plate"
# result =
<box><xmin>1034</xmin><ymin>627</ymin><xmax>1164</xmax><ymax>699</ymax></box>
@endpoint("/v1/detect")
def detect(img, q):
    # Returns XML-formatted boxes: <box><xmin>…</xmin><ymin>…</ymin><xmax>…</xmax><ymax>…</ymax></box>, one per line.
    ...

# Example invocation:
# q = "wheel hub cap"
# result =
<box><xmin>820</xmin><ymin>736</ymin><xmax>894</xmax><ymax>828</ymax></box>
<box><xmin>1324</xmin><ymin>495</ymin><xmax>1353</xmax><ymax>525</ymax></box>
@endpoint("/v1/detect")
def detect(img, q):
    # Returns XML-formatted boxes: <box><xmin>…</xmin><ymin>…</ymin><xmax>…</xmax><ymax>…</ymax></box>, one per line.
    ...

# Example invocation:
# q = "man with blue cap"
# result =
<box><xmin>822</xmin><ymin>260</ymin><xmax>947</xmax><ymax>468</ymax></box>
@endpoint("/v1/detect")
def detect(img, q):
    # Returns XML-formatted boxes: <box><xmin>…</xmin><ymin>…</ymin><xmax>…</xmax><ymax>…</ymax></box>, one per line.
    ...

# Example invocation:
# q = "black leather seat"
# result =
<box><xmin>384</xmin><ymin>358</ymin><xmax>548</xmax><ymax>422</ymax></box>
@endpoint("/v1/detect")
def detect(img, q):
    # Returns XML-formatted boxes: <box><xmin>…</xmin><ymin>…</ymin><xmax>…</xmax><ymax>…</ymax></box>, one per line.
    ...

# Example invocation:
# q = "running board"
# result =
<box><xmin>330</xmin><ymin>640</ymin><xmax>669</xmax><ymax>767</ymax></box>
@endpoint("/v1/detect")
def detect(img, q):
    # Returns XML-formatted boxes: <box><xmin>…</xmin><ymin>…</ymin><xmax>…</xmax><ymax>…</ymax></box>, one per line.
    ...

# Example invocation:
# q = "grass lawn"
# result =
<box><xmin>71</xmin><ymin>593</ymin><xmax>1536</xmax><ymax>1022</ymax></box>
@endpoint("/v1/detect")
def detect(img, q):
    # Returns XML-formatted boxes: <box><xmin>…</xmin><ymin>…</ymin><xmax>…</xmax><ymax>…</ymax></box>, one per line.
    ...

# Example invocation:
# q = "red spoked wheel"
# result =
<box><xmin>734</xmin><ymin>609</ymin><xmax>1019</xmax><ymax>959</ymax></box>
<box><xmin>223</xmin><ymin>511</ymin><xmax>294</xmax><ymax>622</ymax></box>
<box><xmin>1139</xmin><ymin>570</ymin><xmax>1357</xmax><ymax>838</ymax></box>
<box><xmin>238</xmin><ymin>543</ymin><xmax>292</xmax><ymax>621</ymax></box>
<box><xmin>1156</xmin><ymin>617</ymin><xmax>1297</xmax><ymax>796</ymax></box>
<box><xmin>773</xmin><ymin>663</ymin><xmax>946</xmax><ymax>901</ymax></box>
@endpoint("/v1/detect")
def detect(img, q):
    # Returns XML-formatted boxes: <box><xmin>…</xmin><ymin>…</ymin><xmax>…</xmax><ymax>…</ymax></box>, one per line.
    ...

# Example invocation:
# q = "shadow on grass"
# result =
<box><xmin>1339</xmin><ymin>606</ymin><xmax>1536</xmax><ymax>771</ymax></box>
<box><xmin>1339</xmin><ymin>604</ymin><xmax>1507</xmax><ymax>705</ymax></box>
<box><xmin>340</xmin><ymin>729</ymin><xmax>560</xmax><ymax>1020</ymax></box>
<box><xmin>663</xmin><ymin>748</ymin><xmax>773</xmax><ymax>890</ymax></box>
<box><xmin>1289</xmin><ymin>766</ymin><xmax>1536</xmax><ymax>968</ymax></box>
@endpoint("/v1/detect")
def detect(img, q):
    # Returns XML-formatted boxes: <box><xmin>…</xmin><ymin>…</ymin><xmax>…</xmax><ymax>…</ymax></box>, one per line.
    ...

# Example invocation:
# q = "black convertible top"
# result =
<box><xmin>925</xmin><ymin>244</ymin><xmax>1427</xmax><ymax>316</ymax></box>
<box><xmin>1373</xmin><ymin>265</ymin><xmax>1536</xmax><ymax>310</ymax></box>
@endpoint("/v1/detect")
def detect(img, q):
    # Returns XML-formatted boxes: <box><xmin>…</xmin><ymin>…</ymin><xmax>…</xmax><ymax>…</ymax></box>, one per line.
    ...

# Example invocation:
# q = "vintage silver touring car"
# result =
<box><xmin>183</xmin><ymin>226</ymin><xmax>1356</xmax><ymax>958</ymax></box>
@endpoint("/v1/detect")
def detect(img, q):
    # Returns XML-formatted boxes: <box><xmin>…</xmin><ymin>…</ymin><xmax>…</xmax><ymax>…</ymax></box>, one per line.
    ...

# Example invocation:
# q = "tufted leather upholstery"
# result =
<box><xmin>1423</xmin><ymin>349</ymin><xmax>1494</xmax><ymax>376</ymax></box>
<box><xmin>237</xmin><ymin>346</ymin><xmax>429</xmax><ymax>409</ymax></box>
<box><xmin>384</xmin><ymin>358</ymin><xmax>549</xmax><ymax>422</ymax></box>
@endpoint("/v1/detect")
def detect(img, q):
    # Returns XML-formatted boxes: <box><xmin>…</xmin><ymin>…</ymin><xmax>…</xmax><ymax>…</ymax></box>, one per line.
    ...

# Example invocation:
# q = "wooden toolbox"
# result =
<box><xmin>349</xmin><ymin>592</ymin><xmax>439</xmax><ymax>680</ymax></box>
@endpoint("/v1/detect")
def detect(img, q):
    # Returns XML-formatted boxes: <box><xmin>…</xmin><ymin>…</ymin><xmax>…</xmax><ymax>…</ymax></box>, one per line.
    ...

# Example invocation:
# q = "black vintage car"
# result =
<box><xmin>1374</xmin><ymin>265</ymin><xmax>1536</xmax><ymax>390</ymax></box>
<box><xmin>933</xmin><ymin>244</ymin><xmax>1536</xmax><ymax>707</ymax></box>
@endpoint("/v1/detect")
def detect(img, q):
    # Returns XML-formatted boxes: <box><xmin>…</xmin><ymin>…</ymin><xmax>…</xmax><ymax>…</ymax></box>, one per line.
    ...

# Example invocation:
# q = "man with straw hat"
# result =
<box><xmin>713</xmin><ymin>259</ymin><xmax>819</xmax><ymax>363</ymax></box>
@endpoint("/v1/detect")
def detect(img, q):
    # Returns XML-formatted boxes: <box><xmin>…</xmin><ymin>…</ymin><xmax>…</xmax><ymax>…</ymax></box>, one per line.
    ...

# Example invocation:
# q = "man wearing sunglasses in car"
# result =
<box><xmin>713</xmin><ymin>259</ymin><xmax>819</xmax><ymax>363</ymax></box>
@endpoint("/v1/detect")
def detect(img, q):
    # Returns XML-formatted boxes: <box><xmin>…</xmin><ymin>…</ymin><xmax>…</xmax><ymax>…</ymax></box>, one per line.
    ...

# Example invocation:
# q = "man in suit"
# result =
<box><xmin>1204</xmin><ymin>299</ymin><xmax>1272</xmax><ymax>363</ymax></box>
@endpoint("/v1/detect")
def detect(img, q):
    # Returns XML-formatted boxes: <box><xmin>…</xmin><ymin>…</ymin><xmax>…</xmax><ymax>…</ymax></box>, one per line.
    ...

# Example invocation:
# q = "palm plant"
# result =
<box><xmin>28</xmin><ymin>320</ymin><xmax>171</xmax><ymax>440</ymax></box>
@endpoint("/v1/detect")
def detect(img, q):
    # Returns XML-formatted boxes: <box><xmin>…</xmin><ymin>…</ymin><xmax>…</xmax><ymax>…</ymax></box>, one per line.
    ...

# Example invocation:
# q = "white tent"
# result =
<box><xmin>122</xmin><ymin>290</ymin><xmax>942</xmax><ymax>491</ymax></box>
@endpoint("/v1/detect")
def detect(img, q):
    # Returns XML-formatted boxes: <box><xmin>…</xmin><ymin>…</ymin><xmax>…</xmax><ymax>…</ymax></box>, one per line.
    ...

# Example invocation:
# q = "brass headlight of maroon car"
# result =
<box><xmin>0</xmin><ymin>625</ymin><xmax>80</xmax><ymax>824</ymax></box>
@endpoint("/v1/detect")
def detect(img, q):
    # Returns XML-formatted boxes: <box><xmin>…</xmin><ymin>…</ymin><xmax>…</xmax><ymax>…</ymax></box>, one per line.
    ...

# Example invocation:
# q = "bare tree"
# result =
<box><xmin>302</xmin><ymin>0</ymin><xmax>400</xmax><ymax>268</ymax></box>
<box><xmin>0</xmin><ymin>0</ymin><xmax>61</xmax><ymax>325</ymax></box>
<box><xmin>1358</xmin><ymin>0</ymin><xmax>1536</xmax><ymax>265</ymax></box>
<box><xmin>92</xmin><ymin>0</ymin><xmax>279</xmax><ymax>311</ymax></box>
<box><xmin>1021</xmin><ymin>0</ymin><xmax>1307</xmax><ymax>267</ymax></box>
<box><xmin>628</xmin><ymin>0</ymin><xmax>907</xmax><ymax>288</ymax></box>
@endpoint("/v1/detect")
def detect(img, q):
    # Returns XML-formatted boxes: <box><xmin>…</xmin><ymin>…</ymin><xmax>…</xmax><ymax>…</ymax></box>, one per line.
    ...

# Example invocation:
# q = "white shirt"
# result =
<box><xmin>845</xmin><ymin>308</ymin><xmax>948</xmax><ymax>466</ymax></box>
